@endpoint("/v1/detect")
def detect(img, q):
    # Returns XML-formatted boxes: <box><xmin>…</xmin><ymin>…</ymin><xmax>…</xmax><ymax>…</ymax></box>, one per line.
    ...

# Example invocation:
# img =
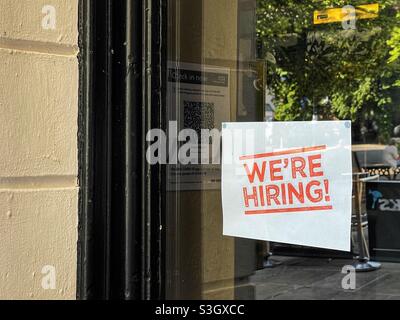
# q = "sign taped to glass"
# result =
<box><xmin>221</xmin><ymin>121</ymin><xmax>353</xmax><ymax>251</ymax></box>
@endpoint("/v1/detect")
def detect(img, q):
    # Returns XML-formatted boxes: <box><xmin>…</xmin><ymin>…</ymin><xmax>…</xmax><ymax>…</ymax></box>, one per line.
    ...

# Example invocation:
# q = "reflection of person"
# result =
<box><xmin>383</xmin><ymin>139</ymin><xmax>400</xmax><ymax>168</ymax></box>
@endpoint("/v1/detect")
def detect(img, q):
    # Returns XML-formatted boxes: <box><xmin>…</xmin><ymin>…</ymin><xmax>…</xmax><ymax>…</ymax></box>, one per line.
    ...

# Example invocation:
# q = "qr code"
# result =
<box><xmin>184</xmin><ymin>101</ymin><xmax>215</xmax><ymax>135</ymax></box>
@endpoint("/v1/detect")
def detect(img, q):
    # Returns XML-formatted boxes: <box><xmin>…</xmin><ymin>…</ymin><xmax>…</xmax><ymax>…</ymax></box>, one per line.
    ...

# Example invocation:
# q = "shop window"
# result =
<box><xmin>164</xmin><ymin>0</ymin><xmax>400</xmax><ymax>300</ymax></box>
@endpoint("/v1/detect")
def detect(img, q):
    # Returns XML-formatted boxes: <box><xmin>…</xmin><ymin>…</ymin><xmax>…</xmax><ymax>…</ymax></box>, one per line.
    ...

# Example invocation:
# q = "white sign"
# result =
<box><xmin>222</xmin><ymin>121</ymin><xmax>353</xmax><ymax>251</ymax></box>
<box><xmin>167</xmin><ymin>62</ymin><xmax>230</xmax><ymax>191</ymax></box>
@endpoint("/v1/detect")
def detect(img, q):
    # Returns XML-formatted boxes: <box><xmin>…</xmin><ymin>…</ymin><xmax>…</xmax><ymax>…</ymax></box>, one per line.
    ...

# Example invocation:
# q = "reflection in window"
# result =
<box><xmin>257</xmin><ymin>1</ymin><xmax>400</xmax><ymax>178</ymax></box>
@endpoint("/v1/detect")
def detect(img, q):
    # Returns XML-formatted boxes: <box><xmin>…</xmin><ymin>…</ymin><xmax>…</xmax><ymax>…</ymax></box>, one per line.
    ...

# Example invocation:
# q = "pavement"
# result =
<box><xmin>248</xmin><ymin>256</ymin><xmax>400</xmax><ymax>300</ymax></box>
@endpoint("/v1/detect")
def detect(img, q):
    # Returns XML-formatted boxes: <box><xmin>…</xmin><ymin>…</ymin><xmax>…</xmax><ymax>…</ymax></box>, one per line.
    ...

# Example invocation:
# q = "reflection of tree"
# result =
<box><xmin>257</xmin><ymin>0</ymin><xmax>400</xmax><ymax>141</ymax></box>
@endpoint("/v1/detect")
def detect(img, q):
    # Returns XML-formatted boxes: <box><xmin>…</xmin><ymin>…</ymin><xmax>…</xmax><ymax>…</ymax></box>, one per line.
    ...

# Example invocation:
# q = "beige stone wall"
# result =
<box><xmin>0</xmin><ymin>0</ymin><xmax>78</xmax><ymax>299</ymax></box>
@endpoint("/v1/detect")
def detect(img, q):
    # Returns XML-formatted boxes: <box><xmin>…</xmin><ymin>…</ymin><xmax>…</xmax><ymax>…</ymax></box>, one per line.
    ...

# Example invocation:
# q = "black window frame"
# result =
<box><xmin>78</xmin><ymin>0</ymin><xmax>167</xmax><ymax>300</ymax></box>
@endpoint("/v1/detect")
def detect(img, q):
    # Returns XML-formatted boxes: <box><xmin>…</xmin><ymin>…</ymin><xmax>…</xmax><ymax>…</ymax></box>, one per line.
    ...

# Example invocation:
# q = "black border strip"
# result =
<box><xmin>78</xmin><ymin>0</ymin><xmax>113</xmax><ymax>300</ymax></box>
<box><xmin>78</xmin><ymin>0</ymin><xmax>165</xmax><ymax>300</ymax></box>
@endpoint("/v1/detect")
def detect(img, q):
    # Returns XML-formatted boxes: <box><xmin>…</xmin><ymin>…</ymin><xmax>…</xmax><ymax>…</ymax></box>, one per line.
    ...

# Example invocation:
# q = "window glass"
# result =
<box><xmin>164</xmin><ymin>0</ymin><xmax>400</xmax><ymax>300</ymax></box>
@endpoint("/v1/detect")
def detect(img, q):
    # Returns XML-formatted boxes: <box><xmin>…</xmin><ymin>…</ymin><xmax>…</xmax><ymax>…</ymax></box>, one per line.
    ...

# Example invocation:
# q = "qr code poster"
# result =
<box><xmin>167</xmin><ymin>62</ymin><xmax>231</xmax><ymax>191</ymax></box>
<box><xmin>222</xmin><ymin>121</ymin><xmax>353</xmax><ymax>251</ymax></box>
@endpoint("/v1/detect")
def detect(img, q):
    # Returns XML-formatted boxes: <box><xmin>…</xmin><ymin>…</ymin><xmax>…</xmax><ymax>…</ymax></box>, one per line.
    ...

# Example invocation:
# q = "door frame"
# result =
<box><xmin>77</xmin><ymin>0</ymin><xmax>167</xmax><ymax>300</ymax></box>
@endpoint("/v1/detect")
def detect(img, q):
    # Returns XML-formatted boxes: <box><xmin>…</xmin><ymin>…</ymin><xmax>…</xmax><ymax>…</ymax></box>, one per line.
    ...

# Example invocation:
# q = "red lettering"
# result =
<box><xmin>287</xmin><ymin>182</ymin><xmax>305</xmax><ymax>204</ymax></box>
<box><xmin>243</xmin><ymin>187</ymin><xmax>259</xmax><ymax>207</ymax></box>
<box><xmin>306</xmin><ymin>181</ymin><xmax>323</xmax><ymax>203</ymax></box>
<box><xmin>281</xmin><ymin>184</ymin><xmax>287</xmax><ymax>205</ymax></box>
<box><xmin>308</xmin><ymin>154</ymin><xmax>324</xmax><ymax>177</ymax></box>
<box><xmin>266</xmin><ymin>185</ymin><xmax>281</xmax><ymax>206</ymax></box>
<box><xmin>259</xmin><ymin>186</ymin><xmax>265</xmax><ymax>206</ymax></box>
<box><xmin>269</xmin><ymin>160</ymin><xmax>283</xmax><ymax>181</ymax></box>
<box><xmin>244</xmin><ymin>162</ymin><xmax>266</xmax><ymax>183</ymax></box>
<box><xmin>291</xmin><ymin>157</ymin><xmax>307</xmax><ymax>179</ymax></box>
